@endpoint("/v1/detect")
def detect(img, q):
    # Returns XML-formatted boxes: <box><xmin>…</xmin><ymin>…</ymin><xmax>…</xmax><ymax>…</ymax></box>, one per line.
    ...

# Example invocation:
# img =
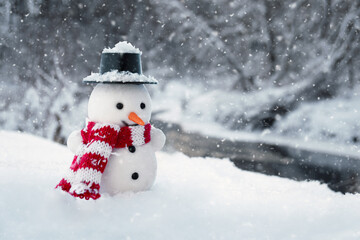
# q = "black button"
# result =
<box><xmin>131</xmin><ymin>172</ymin><xmax>139</xmax><ymax>180</ymax></box>
<box><xmin>128</xmin><ymin>146</ymin><xmax>136</xmax><ymax>153</ymax></box>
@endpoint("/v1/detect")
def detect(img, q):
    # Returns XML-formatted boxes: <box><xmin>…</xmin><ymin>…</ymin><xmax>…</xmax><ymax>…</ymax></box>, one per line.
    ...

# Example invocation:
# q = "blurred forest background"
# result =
<box><xmin>1</xmin><ymin>0</ymin><xmax>360</xmax><ymax>146</ymax></box>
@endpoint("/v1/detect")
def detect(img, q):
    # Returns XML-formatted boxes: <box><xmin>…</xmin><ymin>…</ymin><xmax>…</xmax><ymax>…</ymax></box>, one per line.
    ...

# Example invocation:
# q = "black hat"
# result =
<box><xmin>83</xmin><ymin>42</ymin><xmax>157</xmax><ymax>84</ymax></box>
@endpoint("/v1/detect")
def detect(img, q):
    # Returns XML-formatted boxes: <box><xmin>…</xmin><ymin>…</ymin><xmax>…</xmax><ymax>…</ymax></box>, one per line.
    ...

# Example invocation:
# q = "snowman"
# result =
<box><xmin>56</xmin><ymin>42</ymin><xmax>166</xmax><ymax>200</ymax></box>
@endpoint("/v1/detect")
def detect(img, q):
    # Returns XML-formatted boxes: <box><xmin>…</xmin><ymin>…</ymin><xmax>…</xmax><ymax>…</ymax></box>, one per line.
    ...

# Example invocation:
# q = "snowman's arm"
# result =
<box><xmin>150</xmin><ymin>127</ymin><xmax>166</xmax><ymax>151</ymax></box>
<box><xmin>67</xmin><ymin>130</ymin><xmax>83</xmax><ymax>153</ymax></box>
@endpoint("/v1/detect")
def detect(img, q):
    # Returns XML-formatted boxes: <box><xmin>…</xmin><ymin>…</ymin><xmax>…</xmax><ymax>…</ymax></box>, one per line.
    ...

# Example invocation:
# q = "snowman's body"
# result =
<box><xmin>67</xmin><ymin>84</ymin><xmax>165</xmax><ymax>194</ymax></box>
<box><xmin>102</xmin><ymin>141</ymin><xmax>157</xmax><ymax>194</ymax></box>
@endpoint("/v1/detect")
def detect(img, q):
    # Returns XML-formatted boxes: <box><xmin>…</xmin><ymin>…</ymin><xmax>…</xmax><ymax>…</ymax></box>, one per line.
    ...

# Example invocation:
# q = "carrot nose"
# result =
<box><xmin>128</xmin><ymin>112</ymin><xmax>145</xmax><ymax>126</ymax></box>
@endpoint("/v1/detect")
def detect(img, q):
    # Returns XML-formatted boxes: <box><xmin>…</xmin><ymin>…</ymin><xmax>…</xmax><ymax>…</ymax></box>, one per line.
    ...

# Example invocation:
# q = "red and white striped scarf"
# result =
<box><xmin>56</xmin><ymin>121</ymin><xmax>151</xmax><ymax>200</ymax></box>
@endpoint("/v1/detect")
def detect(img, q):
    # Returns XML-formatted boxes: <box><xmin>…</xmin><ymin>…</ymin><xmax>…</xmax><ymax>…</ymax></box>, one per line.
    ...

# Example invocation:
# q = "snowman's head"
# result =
<box><xmin>88</xmin><ymin>84</ymin><xmax>152</xmax><ymax>126</ymax></box>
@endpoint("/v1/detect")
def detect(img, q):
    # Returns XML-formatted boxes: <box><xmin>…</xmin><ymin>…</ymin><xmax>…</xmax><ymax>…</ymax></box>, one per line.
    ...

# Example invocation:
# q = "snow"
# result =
<box><xmin>151</xmin><ymin>81</ymin><xmax>360</xmax><ymax>158</ymax></box>
<box><xmin>274</xmin><ymin>94</ymin><xmax>360</xmax><ymax>146</ymax></box>
<box><xmin>102</xmin><ymin>41</ymin><xmax>142</xmax><ymax>54</ymax></box>
<box><xmin>83</xmin><ymin>71</ymin><xmax>158</xmax><ymax>84</ymax></box>
<box><xmin>1</xmin><ymin>131</ymin><xmax>360</xmax><ymax>239</ymax></box>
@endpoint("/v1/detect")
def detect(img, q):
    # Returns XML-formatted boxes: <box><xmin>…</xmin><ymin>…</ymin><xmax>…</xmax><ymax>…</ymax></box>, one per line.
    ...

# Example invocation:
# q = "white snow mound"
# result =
<box><xmin>0</xmin><ymin>131</ymin><xmax>360</xmax><ymax>240</ymax></box>
<box><xmin>102</xmin><ymin>41</ymin><xmax>142</xmax><ymax>54</ymax></box>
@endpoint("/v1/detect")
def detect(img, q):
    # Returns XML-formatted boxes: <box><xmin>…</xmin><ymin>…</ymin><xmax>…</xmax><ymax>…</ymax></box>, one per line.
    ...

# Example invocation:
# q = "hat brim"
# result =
<box><xmin>83</xmin><ymin>71</ymin><xmax>158</xmax><ymax>84</ymax></box>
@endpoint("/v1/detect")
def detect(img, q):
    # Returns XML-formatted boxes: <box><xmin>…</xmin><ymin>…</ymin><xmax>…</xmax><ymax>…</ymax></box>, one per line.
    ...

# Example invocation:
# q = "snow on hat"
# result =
<box><xmin>83</xmin><ymin>41</ymin><xmax>158</xmax><ymax>84</ymax></box>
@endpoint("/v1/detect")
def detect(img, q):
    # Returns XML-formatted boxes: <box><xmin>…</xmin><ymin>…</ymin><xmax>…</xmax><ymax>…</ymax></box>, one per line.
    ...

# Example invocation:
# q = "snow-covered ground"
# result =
<box><xmin>1</xmin><ymin>131</ymin><xmax>360</xmax><ymax>239</ymax></box>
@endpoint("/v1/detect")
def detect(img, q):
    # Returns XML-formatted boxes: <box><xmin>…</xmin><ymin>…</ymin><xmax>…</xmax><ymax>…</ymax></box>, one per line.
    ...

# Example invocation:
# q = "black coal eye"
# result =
<box><xmin>116</xmin><ymin>103</ymin><xmax>123</xmax><ymax>110</ymax></box>
<box><xmin>140</xmin><ymin>103</ymin><xmax>146</xmax><ymax>109</ymax></box>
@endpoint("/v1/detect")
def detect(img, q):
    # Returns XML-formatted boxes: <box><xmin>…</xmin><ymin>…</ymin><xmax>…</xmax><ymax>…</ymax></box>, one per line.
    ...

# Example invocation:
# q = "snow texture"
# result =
<box><xmin>1</xmin><ymin>131</ymin><xmax>360</xmax><ymax>240</ymax></box>
<box><xmin>83</xmin><ymin>71</ymin><xmax>158</xmax><ymax>84</ymax></box>
<box><xmin>274</xmin><ymin>94</ymin><xmax>360</xmax><ymax>145</ymax></box>
<box><xmin>102</xmin><ymin>41</ymin><xmax>142</xmax><ymax>54</ymax></box>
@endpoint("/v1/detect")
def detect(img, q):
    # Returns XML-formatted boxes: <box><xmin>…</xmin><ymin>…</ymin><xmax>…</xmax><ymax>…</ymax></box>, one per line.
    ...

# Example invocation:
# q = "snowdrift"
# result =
<box><xmin>0</xmin><ymin>131</ymin><xmax>360</xmax><ymax>239</ymax></box>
